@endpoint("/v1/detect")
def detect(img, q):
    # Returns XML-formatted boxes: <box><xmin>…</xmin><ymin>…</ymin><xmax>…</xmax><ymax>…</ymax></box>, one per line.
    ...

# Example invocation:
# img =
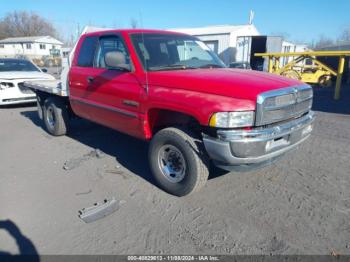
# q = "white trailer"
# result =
<box><xmin>236</xmin><ymin>36</ymin><xmax>283</xmax><ymax>71</ymax></box>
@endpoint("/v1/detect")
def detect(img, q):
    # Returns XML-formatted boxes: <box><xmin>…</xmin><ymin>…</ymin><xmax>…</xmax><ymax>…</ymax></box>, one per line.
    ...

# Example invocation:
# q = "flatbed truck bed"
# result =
<box><xmin>24</xmin><ymin>80</ymin><xmax>68</xmax><ymax>97</ymax></box>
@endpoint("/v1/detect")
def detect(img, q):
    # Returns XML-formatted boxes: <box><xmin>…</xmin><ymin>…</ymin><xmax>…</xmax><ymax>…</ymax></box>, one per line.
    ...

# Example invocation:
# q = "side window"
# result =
<box><xmin>77</xmin><ymin>36</ymin><xmax>98</xmax><ymax>67</ymax></box>
<box><xmin>94</xmin><ymin>36</ymin><xmax>130</xmax><ymax>68</ymax></box>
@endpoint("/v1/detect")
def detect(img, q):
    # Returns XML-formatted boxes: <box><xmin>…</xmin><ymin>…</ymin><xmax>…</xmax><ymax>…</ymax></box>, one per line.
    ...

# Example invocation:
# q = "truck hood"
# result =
<box><xmin>0</xmin><ymin>71</ymin><xmax>55</xmax><ymax>80</ymax></box>
<box><xmin>148</xmin><ymin>68</ymin><xmax>302</xmax><ymax>101</ymax></box>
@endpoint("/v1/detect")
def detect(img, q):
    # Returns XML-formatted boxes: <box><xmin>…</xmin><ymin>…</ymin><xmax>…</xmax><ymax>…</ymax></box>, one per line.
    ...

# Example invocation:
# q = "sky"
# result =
<box><xmin>0</xmin><ymin>0</ymin><xmax>349</xmax><ymax>44</ymax></box>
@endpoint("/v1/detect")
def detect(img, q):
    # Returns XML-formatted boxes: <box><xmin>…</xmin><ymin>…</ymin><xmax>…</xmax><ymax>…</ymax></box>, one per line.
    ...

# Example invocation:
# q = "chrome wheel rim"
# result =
<box><xmin>157</xmin><ymin>144</ymin><xmax>186</xmax><ymax>183</ymax></box>
<box><xmin>46</xmin><ymin>106</ymin><xmax>55</xmax><ymax>128</ymax></box>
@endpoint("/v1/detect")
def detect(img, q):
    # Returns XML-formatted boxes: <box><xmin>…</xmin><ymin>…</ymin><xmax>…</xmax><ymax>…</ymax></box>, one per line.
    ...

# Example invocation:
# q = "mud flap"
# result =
<box><xmin>37</xmin><ymin>96</ymin><xmax>43</xmax><ymax>120</ymax></box>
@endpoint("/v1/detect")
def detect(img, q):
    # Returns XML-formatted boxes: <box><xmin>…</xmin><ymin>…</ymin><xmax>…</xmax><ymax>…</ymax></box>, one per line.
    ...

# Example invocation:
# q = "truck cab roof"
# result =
<box><xmin>83</xmin><ymin>29</ymin><xmax>189</xmax><ymax>37</ymax></box>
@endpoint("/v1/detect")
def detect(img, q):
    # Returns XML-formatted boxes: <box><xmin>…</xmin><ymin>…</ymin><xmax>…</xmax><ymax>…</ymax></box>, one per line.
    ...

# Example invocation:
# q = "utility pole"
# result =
<box><xmin>249</xmin><ymin>10</ymin><xmax>255</xmax><ymax>25</ymax></box>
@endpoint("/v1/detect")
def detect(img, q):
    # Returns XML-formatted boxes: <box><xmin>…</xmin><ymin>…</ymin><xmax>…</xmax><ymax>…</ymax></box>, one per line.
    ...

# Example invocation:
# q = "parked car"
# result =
<box><xmin>0</xmin><ymin>58</ymin><xmax>55</xmax><ymax>105</ymax></box>
<box><xmin>25</xmin><ymin>28</ymin><xmax>314</xmax><ymax>196</ymax></box>
<box><xmin>229</xmin><ymin>62</ymin><xmax>251</xmax><ymax>69</ymax></box>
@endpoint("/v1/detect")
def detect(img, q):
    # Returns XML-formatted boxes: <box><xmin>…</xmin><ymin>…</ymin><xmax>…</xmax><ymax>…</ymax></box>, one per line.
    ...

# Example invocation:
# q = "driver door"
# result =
<box><xmin>71</xmin><ymin>34</ymin><xmax>144</xmax><ymax>138</ymax></box>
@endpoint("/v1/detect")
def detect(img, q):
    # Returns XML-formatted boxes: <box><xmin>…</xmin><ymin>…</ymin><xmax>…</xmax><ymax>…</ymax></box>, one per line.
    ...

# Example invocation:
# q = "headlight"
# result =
<box><xmin>0</xmin><ymin>82</ymin><xmax>14</xmax><ymax>90</ymax></box>
<box><xmin>209</xmin><ymin>111</ymin><xmax>255</xmax><ymax>128</ymax></box>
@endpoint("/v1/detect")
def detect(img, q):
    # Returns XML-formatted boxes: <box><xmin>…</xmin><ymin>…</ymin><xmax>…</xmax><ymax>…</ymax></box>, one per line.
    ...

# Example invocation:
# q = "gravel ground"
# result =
<box><xmin>0</xmin><ymin>85</ymin><xmax>349</xmax><ymax>255</ymax></box>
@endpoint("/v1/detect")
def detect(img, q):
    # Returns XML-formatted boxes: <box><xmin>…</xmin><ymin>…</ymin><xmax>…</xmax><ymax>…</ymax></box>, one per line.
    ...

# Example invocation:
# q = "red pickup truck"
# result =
<box><xmin>26</xmin><ymin>29</ymin><xmax>314</xmax><ymax>196</ymax></box>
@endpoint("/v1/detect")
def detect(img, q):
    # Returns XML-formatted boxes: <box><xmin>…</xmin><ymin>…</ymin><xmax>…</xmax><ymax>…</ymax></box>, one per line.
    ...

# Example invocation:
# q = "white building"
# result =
<box><xmin>172</xmin><ymin>24</ymin><xmax>260</xmax><ymax>64</ymax></box>
<box><xmin>0</xmin><ymin>36</ymin><xmax>63</xmax><ymax>59</ymax></box>
<box><xmin>60</xmin><ymin>46</ymin><xmax>72</xmax><ymax>68</ymax></box>
<box><xmin>172</xmin><ymin>24</ymin><xmax>309</xmax><ymax>71</ymax></box>
<box><xmin>281</xmin><ymin>41</ymin><xmax>309</xmax><ymax>66</ymax></box>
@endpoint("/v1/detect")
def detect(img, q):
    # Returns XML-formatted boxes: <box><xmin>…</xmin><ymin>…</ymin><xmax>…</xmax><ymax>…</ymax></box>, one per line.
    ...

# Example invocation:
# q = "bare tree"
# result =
<box><xmin>338</xmin><ymin>27</ymin><xmax>350</xmax><ymax>42</ymax></box>
<box><xmin>270</xmin><ymin>31</ymin><xmax>291</xmax><ymax>41</ymax></box>
<box><xmin>0</xmin><ymin>11</ymin><xmax>59</xmax><ymax>40</ymax></box>
<box><xmin>312</xmin><ymin>35</ymin><xmax>334</xmax><ymax>49</ymax></box>
<box><xmin>130</xmin><ymin>18</ymin><xmax>138</xmax><ymax>29</ymax></box>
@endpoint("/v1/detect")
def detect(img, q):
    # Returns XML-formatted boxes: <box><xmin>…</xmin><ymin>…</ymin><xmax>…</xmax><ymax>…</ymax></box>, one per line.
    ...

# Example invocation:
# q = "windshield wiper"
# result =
<box><xmin>199</xmin><ymin>64</ymin><xmax>224</xmax><ymax>69</ymax></box>
<box><xmin>149</xmin><ymin>64</ymin><xmax>196</xmax><ymax>71</ymax></box>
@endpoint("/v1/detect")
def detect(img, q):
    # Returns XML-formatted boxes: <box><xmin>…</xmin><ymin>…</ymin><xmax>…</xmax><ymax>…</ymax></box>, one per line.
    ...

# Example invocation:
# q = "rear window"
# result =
<box><xmin>77</xmin><ymin>36</ymin><xmax>98</xmax><ymax>67</ymax></box>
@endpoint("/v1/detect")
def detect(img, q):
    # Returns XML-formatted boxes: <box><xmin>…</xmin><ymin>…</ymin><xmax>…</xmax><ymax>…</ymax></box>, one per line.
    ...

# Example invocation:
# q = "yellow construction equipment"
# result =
<box><xmin>255</xmin><ymin>51</ymin><xmax>350</xmax><ymax>99</ymax></box>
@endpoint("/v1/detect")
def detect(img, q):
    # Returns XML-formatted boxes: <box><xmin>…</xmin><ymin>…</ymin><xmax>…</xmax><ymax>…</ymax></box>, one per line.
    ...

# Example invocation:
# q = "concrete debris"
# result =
<box><xmin>63</xmin><ymin>149</ymin><xmax>105</xmax><ymax>171</ymax></box>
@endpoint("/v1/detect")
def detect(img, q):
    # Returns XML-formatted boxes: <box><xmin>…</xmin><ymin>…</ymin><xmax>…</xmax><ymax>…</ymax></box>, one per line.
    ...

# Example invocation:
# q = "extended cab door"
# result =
<box><xmin>69</xmin><ymin>34</ymin><xmax>144</xmax><ymax>138</ymax></box>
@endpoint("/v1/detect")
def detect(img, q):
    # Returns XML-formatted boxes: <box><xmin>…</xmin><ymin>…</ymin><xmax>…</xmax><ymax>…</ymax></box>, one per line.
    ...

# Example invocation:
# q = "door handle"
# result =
<box><xmin>87</xmin><ymin>76</ymin><xmax>94</xmax><ymax>84</ymax></box>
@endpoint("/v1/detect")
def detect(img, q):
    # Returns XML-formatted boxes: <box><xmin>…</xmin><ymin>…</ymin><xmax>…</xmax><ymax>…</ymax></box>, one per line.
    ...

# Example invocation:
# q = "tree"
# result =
<box><xmin>0</xmin><ymin>11</ymin><xmax>59</xmax><ymax>40</ymax></box>
<box><xmin>270</xmin><ymin>31</ymin><xmax>291</xmax><ymax>41</ymax></box>
<box><xmin>338</xmin><ymin>27</ymin><xmax>350</xmax><ymax>42</ymax></box>
<box><xmin>130</xmin><ymin>18</ymin><xmax>138</xmax><ymax>29</ymax></box>
<box><xmin>312</xmin><ymin>35</ymin><xmax>334</xmax><ymax>49</ymax></box>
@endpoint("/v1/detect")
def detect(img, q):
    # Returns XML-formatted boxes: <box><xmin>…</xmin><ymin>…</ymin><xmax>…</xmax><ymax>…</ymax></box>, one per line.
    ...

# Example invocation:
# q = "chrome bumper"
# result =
<box><xmin>203</xmin><ymin>112</ymin><xmax>314</xmax><ymax>171</ymax></box>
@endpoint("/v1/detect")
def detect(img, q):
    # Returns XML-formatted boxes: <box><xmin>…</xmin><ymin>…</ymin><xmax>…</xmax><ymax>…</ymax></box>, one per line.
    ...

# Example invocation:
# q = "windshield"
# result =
<box><xmin>0</xmin><ymin>59</ymin><xmax>40</xmax><ymax>72</ymax></box>
<box><xmin>130</xmin><ymin>33</ymin><xmax>226</xmax><ymax>71</ymax></box>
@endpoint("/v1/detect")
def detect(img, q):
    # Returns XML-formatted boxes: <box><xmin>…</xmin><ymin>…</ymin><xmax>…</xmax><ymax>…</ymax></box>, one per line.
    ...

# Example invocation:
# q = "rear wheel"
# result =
<box><xmin>43</xmin><ymin>97</ymin><xmax>69</xmax><ymax>136</ymax></box>
<box><xmin>149</xmin><ymin>127</ymin><xmax>209</xmax><ymax>196</ymax></box>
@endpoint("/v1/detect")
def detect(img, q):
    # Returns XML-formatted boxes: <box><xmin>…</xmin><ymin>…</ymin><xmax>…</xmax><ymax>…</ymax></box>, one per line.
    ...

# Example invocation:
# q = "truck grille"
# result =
<box><xmin>255</xmin><ymin>85</ymin><xmax>313</xmax><ymax>126</ymax></box>
<box><xmin>17</xmin><ymin>82</ymin><xmax>34</xmax><ymax>94</ymax></box>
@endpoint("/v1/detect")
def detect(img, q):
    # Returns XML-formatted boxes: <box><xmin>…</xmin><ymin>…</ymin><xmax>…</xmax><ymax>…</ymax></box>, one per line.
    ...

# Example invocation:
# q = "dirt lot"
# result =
<box><xmin>0</xmin><ymin>86</ymin><xmax>350</xmax><ymax>255</ymax></box>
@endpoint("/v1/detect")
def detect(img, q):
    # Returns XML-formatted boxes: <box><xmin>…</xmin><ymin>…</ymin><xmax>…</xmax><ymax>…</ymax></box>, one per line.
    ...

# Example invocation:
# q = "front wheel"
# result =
<box><xmin>149</xmin><ymin>127</ymin><xmax>209</xmax><ymax>196</ymax></box>
<box><xmin>281</xmin><ymin>69</ymin><xmax>301</xmax><ymax>80</ymax></box>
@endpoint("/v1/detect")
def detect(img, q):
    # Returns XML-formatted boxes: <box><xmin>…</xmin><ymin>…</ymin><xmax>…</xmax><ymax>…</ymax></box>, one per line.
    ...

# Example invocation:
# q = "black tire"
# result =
<box><xmin>149</xmin><ymin>127</ymin><xmax>209</xmax><ymax>196</ymax></box>
<box><xmin>281</xmin><ymin>69</ymin><xmax>301</xmax><ymax>80</ymax></box>
<box><xmin>319</xmin><ymin>75</ymin><xmax>333</xmax><ymax>88</ymax></box>
<box><xmin>43</xmin><ymin>97</ymin><xmax>69</xmax><ymax>136</ymax></box>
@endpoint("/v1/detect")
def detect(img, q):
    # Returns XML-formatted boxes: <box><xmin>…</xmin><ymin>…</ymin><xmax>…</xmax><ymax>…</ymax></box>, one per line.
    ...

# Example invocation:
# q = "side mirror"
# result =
<box><xmin>41</xmin><ymin>68</ymin><xmax>48</xmax><ymax>73</ymax></box>
<box><xmin>104</xmin><ymin>51</ymin><xmax>131</xmax><ymax>71</ymax></box>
